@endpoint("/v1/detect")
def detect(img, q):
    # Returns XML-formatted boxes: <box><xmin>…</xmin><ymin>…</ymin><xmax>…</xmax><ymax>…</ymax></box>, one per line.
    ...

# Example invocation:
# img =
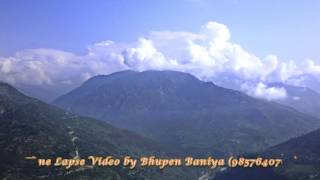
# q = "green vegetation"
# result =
<box><xmin>0</xmin><ymin>82</ymin><xmax>195</xmax><ymax>179</ymax></box>
<box><xmin>54</xmin><ymin>70</ymin><xmax>320</xmax><ymax>156</ymax></box>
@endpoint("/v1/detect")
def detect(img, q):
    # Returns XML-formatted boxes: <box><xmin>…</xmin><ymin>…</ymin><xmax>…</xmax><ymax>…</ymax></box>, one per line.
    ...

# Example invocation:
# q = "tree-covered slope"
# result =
<box><xmin>54</xmin><ymin>70</ymin><xmax>320</xmax><ymax>155</ymax></box>
<box><xmin>0</xmin><ymin>82</ymin><xmax>192</xmax><ymax>179</ymax></box>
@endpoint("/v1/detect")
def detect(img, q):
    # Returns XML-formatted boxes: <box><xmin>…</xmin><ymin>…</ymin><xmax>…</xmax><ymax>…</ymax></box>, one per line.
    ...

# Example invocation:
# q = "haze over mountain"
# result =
<box><xmin>54</xmin><ymin>70</ymin><xmax>320</xmax><ymax>156</ymax></box>
<box><xmin>0</xmin><ymin>82</ymin><xmax>191</xmax><ymax>179</ymax></box>
<box><xmin>268</xmin><ymin>83</ymin><xmax>320</xmax><ymax>118</ymax></box>
<box><xmin>215</xmin><ymin>81</ymin><xmax>320</xmax><ymax>118</ymax></box>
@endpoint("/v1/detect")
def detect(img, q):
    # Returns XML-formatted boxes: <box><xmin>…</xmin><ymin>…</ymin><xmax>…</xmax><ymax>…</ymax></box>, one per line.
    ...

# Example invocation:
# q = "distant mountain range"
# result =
<box><xmin>287</xmin><ymin>74</ymin><xmax>320</xmax><ymax>95</ymax></box>
<box><xmin>54</xmin><ymin>70</ymin><xmax>320</xmax><ymax>156</ymax></box>
<box><xmin>268</xmin><ymin>83</ymin><xmax>320</xmax><ymax>118</ymax></box>
<box><xmin>0</xmin><ymin>82</ymin><xmax>192</xmax><ymax>179</ymax></box>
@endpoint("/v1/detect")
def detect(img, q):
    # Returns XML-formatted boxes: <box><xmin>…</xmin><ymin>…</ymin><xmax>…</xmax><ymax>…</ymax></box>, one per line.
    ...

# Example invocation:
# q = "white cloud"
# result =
<box><xmin>0</xmin><ymin>47</ymin><xmax>128</xmax><ymax>96</ymax></box>
<box><xmin>292</xmin><ymin>96</ymin><xmax>301</xmax><ymax>101</ymax></box>
<box><xmin>0</xmin><ymin>21</ymin><xmax>319</xmax><ymax>101</ymax></box>
<box><xmin>241</xmin><ymin>83</ymin><xmax>288</xmax><ymax>101</ymax></box>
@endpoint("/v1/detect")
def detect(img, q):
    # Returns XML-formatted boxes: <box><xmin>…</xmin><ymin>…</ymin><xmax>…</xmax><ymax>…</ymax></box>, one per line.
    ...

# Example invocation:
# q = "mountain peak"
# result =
<box><xmin>88</xmin><ymin>70</ymin><xmax>202</xmax><ymax>84</ymax></box>
<box><xmin>54</xmin><ymin>70</ymin><xmax>320</xmax><ymax>155</ymax></box>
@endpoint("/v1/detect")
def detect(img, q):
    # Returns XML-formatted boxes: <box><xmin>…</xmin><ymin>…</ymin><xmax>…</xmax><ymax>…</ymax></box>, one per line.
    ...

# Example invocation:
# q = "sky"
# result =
<box><xmin>1</xmin><ymin>0</ymin><xmax>319</xmax><ymax>60</ymax></box>
<box><xmin>0</xmin><ymin>0</ymin><xmax>320</xmax><ymax>101</ymax></box>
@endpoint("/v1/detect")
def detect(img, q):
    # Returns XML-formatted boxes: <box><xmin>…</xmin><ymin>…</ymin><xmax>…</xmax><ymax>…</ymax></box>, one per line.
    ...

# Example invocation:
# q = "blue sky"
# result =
<box><xmin>1</xmin><ymin>0</ymin><xmax>319</xmax><ymax>61</ymax></box>
<box><xmin>1</xmin><ymin>0</ymin><xmax>320</xmax><ymax>102</ymax></box>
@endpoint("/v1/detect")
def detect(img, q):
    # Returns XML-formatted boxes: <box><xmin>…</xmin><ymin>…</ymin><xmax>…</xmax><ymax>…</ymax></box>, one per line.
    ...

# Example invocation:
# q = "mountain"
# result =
<box><xmin>54</xmin><ymin>70</ymin><xmax>320</xmax><ymax>156</ymax></box>
<box><xmin>268</xmin><ymin>83</ymin><xmax>320</xmax><ymax>118</ymax></box>
<box><xmin>214</xmin><ymin>128</ymin><xmax>320</xmax><ymax>180</ymax></box>
<box><xmin>0</xmin><ymin>82</ymin><xmax>192</xmax><ymax>179</ymax></box>
<box><xmin>15</xmin><ymin>83</ymin><xmax>72</xmax><ymax>103</ymax></box>
<box><xmin>286</xmin><ymin>74</ymin><xmax>320</xmax><ymax>94</ymax></box>
<box><xmin>267</xmin><ymin>128</ymin><xmax>320</xmax><ymax>180</ymax></box>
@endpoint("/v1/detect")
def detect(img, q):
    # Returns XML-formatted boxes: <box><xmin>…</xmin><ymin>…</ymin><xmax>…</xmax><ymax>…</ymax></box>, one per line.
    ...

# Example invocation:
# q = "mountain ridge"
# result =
<box><xmin>0</xmin><ymin>82</ymin><xmax>193</xmax><ymax>179</ymax></box>
<box><xmin>54</xmin><ymin>70</ymin><xmax>320</xmax><ymax>156</ymax></box>
<box><xmin>268</xmin><ymin>82</ymin><xmax>320</xmax><ymax>118</ymax></box>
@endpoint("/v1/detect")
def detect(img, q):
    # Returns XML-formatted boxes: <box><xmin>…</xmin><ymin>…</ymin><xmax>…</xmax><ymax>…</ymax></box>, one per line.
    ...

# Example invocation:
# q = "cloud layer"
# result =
<box><xmin>0</xmin><ymin>21</ymin><xmax>319</xmax><ymax>101</ymax></box>
<box><xmin>241</xmin><ymin>83</ymin><xmax>288</xmax><ymax>101</ymax></box>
